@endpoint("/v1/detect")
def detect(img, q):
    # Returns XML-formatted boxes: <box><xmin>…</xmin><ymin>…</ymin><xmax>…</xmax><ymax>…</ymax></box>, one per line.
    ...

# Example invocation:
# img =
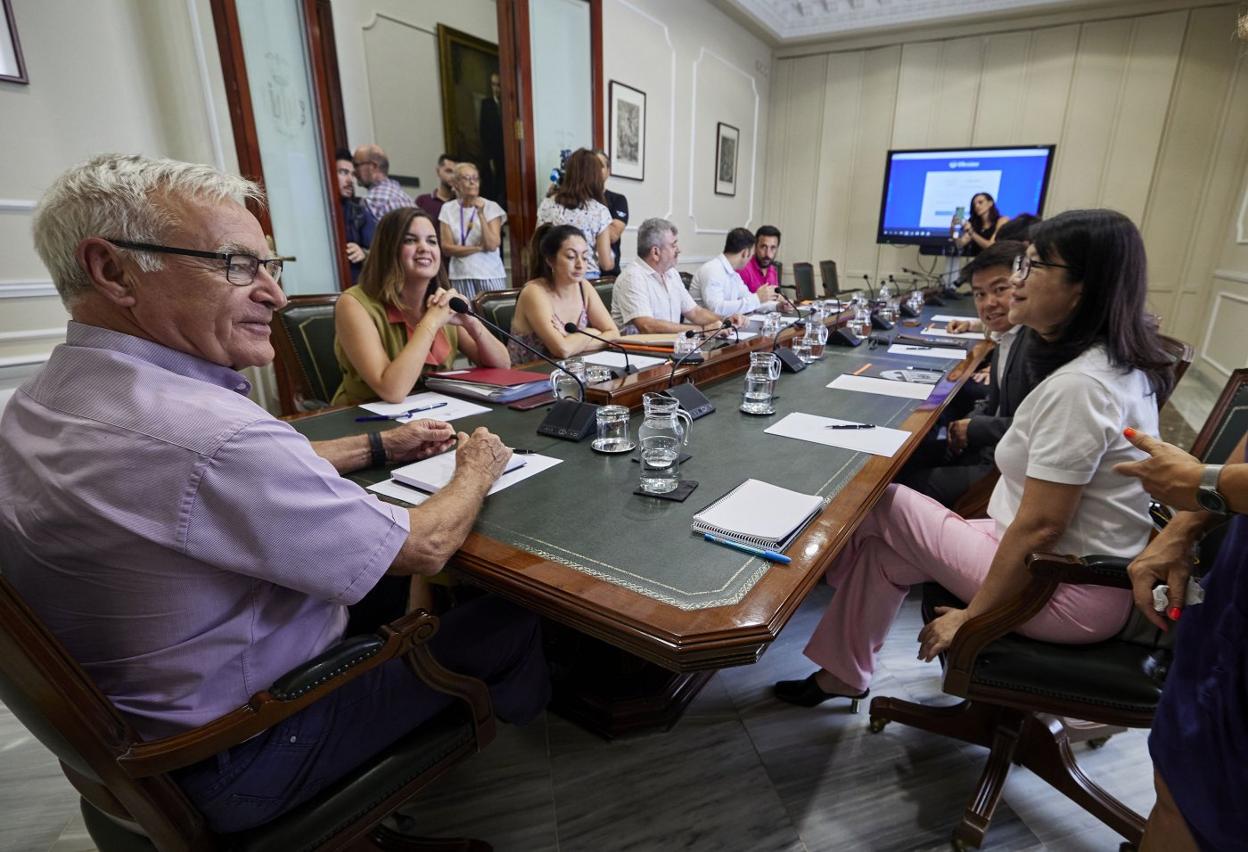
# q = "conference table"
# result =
<box><xmin>291</xmin><ymin>298</ymin><xmax>979</xmax><ymax>736</ymax></box>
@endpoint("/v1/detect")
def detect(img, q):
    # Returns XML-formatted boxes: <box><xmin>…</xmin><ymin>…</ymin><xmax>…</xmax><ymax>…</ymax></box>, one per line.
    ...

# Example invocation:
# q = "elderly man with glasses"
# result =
<box><xmin>0</xmin><ymin>154</ymin><xmax>548</xmax><ymax>834</ymax></box>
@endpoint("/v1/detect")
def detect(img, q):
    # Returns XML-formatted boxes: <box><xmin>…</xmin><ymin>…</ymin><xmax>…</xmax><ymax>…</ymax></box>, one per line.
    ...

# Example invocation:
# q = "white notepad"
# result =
<box><xmin>692</xmin><ymin>479</ymin><xmax>825</xmax><ymax>549</ymax></box>
<box><xmin>581</xmin><ymin>351</ymin><xmax>668</xmax><ymax>371</ymax></box>
<box><xmin>392</xmin><ymin>452</ymin><xmax>525</xmax><ymax>494</ymax></box>
<box><xmin>358</xmin><ymin>391</ymin><xmax>491</xmax><ymax>422</ymax></box>
<box><xmin>764</xmin><ymin>412</ymin><xmax>911</xmax><ymax>457</ymax></box>
<box><xmin>920</xmin><ymin>326</ymin><xmax>986</xmax><ymax>341</ymax></box>
<box><xmin>827</xmin><ymin>374</ymin><xmax>935</xmax><ymax>400</ymax></box>
<box><xmin>888</xmin><ymin>343</ymin><xmax>969</xmax><ymax>360</ymax></box>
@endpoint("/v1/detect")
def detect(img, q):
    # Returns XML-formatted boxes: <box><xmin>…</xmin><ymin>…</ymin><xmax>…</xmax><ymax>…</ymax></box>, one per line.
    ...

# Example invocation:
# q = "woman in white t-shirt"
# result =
<box><xmin>775</xmin><ymin>209</ymin><xmax>1177</xmax><ymax>708</ymax></box>
<box><xmin>535</xmin><ymin>149</ymin><xmax>613</xmax><ymax>279</ymax></box>
<box><xmin>438</xmin><ymin>162</ymin><xmax>507</xmax><ymax>300</ymax></box>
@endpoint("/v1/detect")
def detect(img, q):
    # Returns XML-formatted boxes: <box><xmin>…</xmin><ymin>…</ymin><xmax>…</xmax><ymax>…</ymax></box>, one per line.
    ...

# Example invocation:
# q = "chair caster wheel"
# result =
<box><xmin>1088</xmin><ymin>736</ymin><xmax>1109</xmax><ymax>750</ymax></box>
<box><xmin>868</xmin><ymin>716</ymin><xmax>889</xmax><ymax>734</ymax></box>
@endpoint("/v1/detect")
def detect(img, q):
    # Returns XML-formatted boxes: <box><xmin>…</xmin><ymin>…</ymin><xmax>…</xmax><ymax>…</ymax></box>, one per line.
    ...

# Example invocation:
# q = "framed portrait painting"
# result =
<box><xmin>608</xmin><ymin>81</ymin><xmax>645</xmax><ymax>182</ymax></box>
<box><xmin>714</xmin><ymin>122</ymin><xmax>739</xmax><ymax>197</ymax></box>
<box><xmin>436</xmin><ymin>25</ymin><xmax>505</xmax><ymax>203</ymax></box>
<box><xmin>0</xmin><ymin>0</ymin><xmax>28</xmax><ymax>85</ymax></box>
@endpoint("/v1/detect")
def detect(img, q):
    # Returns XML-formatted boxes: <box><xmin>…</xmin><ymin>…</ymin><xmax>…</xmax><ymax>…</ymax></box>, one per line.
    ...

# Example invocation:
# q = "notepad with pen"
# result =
<box><xmin>691</xmin><ymin>479</ymin><xmax>827</xmax><ymax>550</ymax></box>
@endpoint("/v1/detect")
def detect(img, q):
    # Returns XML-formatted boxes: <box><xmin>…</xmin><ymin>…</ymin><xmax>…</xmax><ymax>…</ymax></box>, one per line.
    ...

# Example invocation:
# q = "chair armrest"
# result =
<box><xmin>116</xmin><ymin>608</ymin><xmax>490</xmax><ymax>777</ymax></box>
<box><xmin>941</xmin><ymin>552</ymin><xmax>1132</xmax><ymax>696</ymax></box>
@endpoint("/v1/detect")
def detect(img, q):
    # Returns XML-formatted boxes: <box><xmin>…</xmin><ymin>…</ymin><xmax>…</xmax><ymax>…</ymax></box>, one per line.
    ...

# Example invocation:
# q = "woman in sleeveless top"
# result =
<box><xmin>508</xmin><ymin>223</ymin><xmax>620</xmax><ymax>363</ymax></box>
<box><xmin>332</xmin><ymin>207</ymin><xmax>510</xmax><ymax>406</ymax></box>
<box><xmin>535</xmin><ymin>149</ymin><xmax>614</xmax><ymax>279</ymax></box>
<box><xmin>954</xmin><ymin>191</ymin><xmax>1011</xmax><ymax>257</ymax></box>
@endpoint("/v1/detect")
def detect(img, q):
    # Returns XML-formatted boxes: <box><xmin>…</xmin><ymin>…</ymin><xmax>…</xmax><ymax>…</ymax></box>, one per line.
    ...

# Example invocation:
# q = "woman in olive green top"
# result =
<box><xmin>333</xmin><ymin>207</ymin><xmax>511</xmax><ymax>406</ymax></box>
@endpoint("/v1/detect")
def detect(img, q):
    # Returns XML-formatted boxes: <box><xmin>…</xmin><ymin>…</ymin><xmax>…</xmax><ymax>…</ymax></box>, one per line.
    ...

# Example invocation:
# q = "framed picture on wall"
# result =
<box><xmin>714</xmin><ymin>122</ymin><xmax>739</xmax><ymax>197</ymax></box>
<box><xmin>436</xmin><ymin>25</ymin><xmax>505</xmax><ymax>205</ymax></box>
<box><xmin>0</xmin><ymin>0</ymin><xmax>29</xmax><ymax>84</ymax></box>
<box><xmin>608</xmin><ymin>81</ymin><xmax>646</xmax><ymax>182</ymax></box>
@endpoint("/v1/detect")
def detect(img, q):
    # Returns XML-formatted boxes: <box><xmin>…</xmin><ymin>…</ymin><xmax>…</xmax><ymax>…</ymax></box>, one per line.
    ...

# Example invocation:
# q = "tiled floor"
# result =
<box><xmin>1</xmin><ymin>383</ymin><xmax>1215</xmax><ymax>852</ymax></box>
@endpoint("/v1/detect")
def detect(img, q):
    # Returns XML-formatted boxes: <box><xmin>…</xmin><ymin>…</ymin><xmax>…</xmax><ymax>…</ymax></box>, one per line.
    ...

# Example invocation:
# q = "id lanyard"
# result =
<box><xmin>459</xmin><ymin>205</ymin><xmax>477</xmax><ymax>245</ymax></box>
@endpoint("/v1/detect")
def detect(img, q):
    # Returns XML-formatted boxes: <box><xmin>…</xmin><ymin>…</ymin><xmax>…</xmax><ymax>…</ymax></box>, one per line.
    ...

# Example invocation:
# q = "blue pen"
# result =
<box><xmin>702</xmin><ymin>533</ymin><xmax>791</xmax><ymax>564</ymax></box>
<box><xmin>355</xmin><ymin>401</ymin><xmax>449</xmax><ymax>422</ymax></box>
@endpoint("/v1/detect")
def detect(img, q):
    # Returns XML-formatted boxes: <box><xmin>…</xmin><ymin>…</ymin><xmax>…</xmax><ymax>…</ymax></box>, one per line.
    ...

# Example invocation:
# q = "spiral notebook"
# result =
<box><xmin>691</xmin><ymin>479</ymin><xmax>826</xmax><ymax>550</ymax></box>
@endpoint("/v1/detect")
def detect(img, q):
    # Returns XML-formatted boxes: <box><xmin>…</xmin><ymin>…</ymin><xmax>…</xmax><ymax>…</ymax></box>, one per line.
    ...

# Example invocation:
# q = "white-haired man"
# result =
<box><xmin>0</xmin><ymin>154</ymin><xmax>548</xmax><ymax>833</ymax></box>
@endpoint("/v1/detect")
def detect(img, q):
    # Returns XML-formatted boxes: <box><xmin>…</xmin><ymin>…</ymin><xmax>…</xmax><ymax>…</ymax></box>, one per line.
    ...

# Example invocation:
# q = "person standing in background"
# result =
<box><xmin>416</xmin><ymin>154</ymin><xmax>457</xmax><ymax>223</ymax></box>
<box><xmin>334</xmin><ymin>149</ymin><xmax>375</xmax><ymax>284</ymax></box>
<box><xmin>438</xmin><ymin>163</ymin><xmax>508</xmax><ymax>301</ymax></box>
<box><xmin>479</xmin><ymin>72</ymin><xmax>507</xmax><ymax>210</ymax></box>
<box><xmin>352</xmin><ymin>144</ymin><xmax>414</xmax><ymax>220</ymax></box>
<box><xmin>536</xmin><ymin>149</ymin><xmax>613</xmax><ymax>280</ymax></box>
<box><xmin>594</xmin><ymin>149</ymin><xmax>629</xmax><ymax>277</ymax></box>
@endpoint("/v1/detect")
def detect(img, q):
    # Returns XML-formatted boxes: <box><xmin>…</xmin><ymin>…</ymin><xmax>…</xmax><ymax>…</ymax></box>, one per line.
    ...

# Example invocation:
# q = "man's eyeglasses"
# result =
<box><xmin>106</xmin><ymin>239</ymin><xmax>294</xmax><ymax>286</ymax></box>
<box><xmin>1012</xmin><ymin>254</ymin><xmax>1074</xmax><ymax>281</ymax></box>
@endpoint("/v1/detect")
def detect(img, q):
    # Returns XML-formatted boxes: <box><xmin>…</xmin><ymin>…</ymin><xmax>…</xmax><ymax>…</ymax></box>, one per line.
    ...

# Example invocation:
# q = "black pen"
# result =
<box><xmin>512</xmin><ymin>449</ymin><xmax>538</xmax><ymax>454</ymax></box>
<box><xmin>826</xmin><ymin>423</ymin><xmax>876</xmax><ymax>430</ymax></box>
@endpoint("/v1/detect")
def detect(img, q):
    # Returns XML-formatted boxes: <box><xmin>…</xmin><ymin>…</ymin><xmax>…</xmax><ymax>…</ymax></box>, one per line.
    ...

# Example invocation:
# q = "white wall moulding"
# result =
<box><xmin>1213</xmin><ymin>269</ymin><xmax>1248</xmax><ymax>285</ymax></box>
<box><xmin>0</xmin><ymin>280</ymin><xmax>58</xmax><ymax>299</ymax></box>
<box><xmin>0</xmin><ymin>327</ymin><xmax>66</xmax><ymax>344</ymax></box>
<box><xmin>1199</xmin><ymin>289</ymin><xmax>1248</xmax><ymax>377</ymax></box>
<box><xmin>186</xmin><ymin>0</ymin><xmax>226</xmax><ymax>171</ymax></box>
<box><xmin>1238</xmin><ymin>180</ymin><xmax>1248</xmax><ymax>244</ymax></box>
<box><xmin>0</xmin><ymin>198</ymin><xmax>37</xmax><ymax>212</ymax></box>
<box><xmin>687</xmin><ymin>47</ymin><xmax>759</xmax><ymax>234</ymax></box>
<box><xmin>0</xmin><ymin>353</ymin><xmax>51</xmax><ymax>369</ymax></box>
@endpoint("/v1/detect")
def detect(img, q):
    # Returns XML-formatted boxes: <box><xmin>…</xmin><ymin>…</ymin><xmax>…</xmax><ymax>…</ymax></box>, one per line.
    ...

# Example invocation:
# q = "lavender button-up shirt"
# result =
<box><xmin>0</xmin><ymin>323</ymin><xmax>410</xmax><ymax>739</ymax></box>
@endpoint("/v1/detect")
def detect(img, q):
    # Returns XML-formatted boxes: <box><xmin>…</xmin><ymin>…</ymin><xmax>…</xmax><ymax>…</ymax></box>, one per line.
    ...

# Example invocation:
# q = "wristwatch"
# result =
<box><xmin>1196</xmin><ymin>464</ymin><xmax>1229</xmax><ymax>515</ymax></box>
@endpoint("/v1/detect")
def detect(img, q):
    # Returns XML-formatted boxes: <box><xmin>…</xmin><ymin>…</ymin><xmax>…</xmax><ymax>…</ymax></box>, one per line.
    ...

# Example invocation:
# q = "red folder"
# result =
<box><xmin>428</xmin><ymin>368</ymin><xmax>547</xmax><ymax>386</ymax></box>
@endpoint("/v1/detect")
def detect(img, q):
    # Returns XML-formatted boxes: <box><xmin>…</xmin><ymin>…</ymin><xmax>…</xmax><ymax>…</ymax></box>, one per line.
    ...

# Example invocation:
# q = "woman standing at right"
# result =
<box><xmin>536</xmin><ymin>148</ymin><xmax>614</xmax><ymax>279</ymax></box>
<box><xmin>955</xmin><ymin>191</ymin><xmax>1011</xmax><ymax>256</ymax></box>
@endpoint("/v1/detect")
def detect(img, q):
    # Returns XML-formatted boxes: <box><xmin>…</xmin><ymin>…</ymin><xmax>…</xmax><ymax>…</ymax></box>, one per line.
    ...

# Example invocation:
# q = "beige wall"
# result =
<box><xmin>330</xmin><ymin>0</ymin><xmax>498</xmax><ymax>192</ymax></box>
<box><xmin>0</xmin><ymin>0</ymin><xmax>235</xmax><ymax>399</ymax></box>
<box><xmin>764</xmin><ymin>1</ymin><xmax>1248</xmax><ymax>382</ymax></box>
<box><xmin>601</xmin><ymin>0</ymin><xmax>773</xmax><ymax>271</ymax></box>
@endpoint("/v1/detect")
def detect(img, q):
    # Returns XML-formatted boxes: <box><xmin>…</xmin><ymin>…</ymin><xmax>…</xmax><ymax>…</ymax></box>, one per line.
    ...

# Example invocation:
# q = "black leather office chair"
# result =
<box><xmin>474</xmin><ymin>289</ymin><xmax>522</xmax><ymax>344</ymax></box>
<box><xmin>790</xmin><ymin>263</ymin><xmax>816</xmax><ymax>302</ymax></box>
<box><xmin>593</xmin><ymin>276</ymin><xmax>615</xmax><ymax>315</ymax></box>
<box><xmin>271</xmin><ymin>295</ymin><xmax>342</xmax><ymax>415</ymax></box>
<box><xmin>818</xmin><ymin>260</ymin><xmax>840</xmax><ymax>298</ymax></box>
<box><xmin>678</xmin><ymin>271</ymin><xmax>694</xmax><ymax>290</ymax></box>
<box><xmin>0</xmin><ymin>575</ymin><xmax>497</xmax><ymax>851</ymax></box>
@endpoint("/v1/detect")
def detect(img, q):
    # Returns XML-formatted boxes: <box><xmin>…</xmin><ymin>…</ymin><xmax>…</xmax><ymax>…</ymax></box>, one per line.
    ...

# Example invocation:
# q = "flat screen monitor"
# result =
<box><xmin>876</xmin><ymin>145</ymin><xmax>1055</xmax><ymax>249</ymax></box>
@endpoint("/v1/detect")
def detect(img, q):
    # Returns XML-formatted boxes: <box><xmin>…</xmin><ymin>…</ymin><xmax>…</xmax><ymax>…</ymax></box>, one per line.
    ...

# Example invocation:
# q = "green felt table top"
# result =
<box><xmin>291</xmin><ymin>302</ymin><xmax>978</xmax><ymax>610</ymax></box>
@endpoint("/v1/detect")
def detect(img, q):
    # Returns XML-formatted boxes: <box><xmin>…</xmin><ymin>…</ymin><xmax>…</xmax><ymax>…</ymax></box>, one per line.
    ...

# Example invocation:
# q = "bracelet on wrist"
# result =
<box><xmin>368</xmin><ymin>431</ymin><xmax>387</xmax><ymax>468</ymax></box>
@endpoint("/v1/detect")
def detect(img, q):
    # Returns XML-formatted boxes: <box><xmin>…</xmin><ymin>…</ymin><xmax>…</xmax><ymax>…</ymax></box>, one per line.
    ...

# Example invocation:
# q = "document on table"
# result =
<box><xmin>888</xmin><ymin>343</ymin><xmax>969</xmax><ymax>360</ymax></box>
<box><xmin>930</xmin><ymin>314</ymin><xmax>975</xmax><ymax>324</ymax></box>
<box><xmin>764</xmin><ymin>412</ymin><xmax>910</xmax><ymax>457</ymax></box>
<box><xmin>827</xmin><ymin>374</ymin><xmax>936</xmax><ymax>400</ymax></box>
<box><xmin>735</xmin><ymin>330</ymin><xmax>759</xmax><ymax>341</ymax></box>
<box><xmin>581</xmin><ymin>351</ymin><xmax>668</xmax><ymax>371</ymax></box>
<box><xmin>920</xmin><ymin>325</ymin><xmax>986</xmax><ymax>341</ymax></box>
<box><xmin>392</xmin><ymin>452</ymin><xmax>562</xmax><ymax>496</ymax></box>
<box><xmin>367</xmin><ymin>478</ymin><xmax>430</xmax><ymax>506</ymax></box>
<box><xmin>359</xmin><ymin>391</ymin><xmax>491</xmax><ymax>422</ymax></box>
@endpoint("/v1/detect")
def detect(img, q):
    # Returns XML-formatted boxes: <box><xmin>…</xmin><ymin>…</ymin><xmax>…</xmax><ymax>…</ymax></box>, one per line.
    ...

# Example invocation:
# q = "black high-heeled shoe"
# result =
<box><xmin>773</xmin><ymin>673</ymin><xmax>869</xmax><ymax>712</ymax></box>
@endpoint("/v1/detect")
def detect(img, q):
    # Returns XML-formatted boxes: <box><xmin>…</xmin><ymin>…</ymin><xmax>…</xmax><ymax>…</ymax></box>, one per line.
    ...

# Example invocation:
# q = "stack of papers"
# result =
<box><xmin>888</xmin><ymin>343</ymin><xmax>969</xmax><ymax>360</ymax></box>
<box><xmin>359</xmin><ymin>392</ymin><xmax>490</xmax><ymax>422</ymax></box>
<box><xmin>581</xmin><ymin>351</ymin><xmax>668</xmax><ymax>371</ymax></box>
<box><xmin>692</xmin><ymin>479</ymin><xmax>826</xmax><ymax>550</ymax></box>
<box><xmin>425</xmin><ymin>367</ymin><xmax>549</xmax><ymax>403</ymax></box>
<box><xmin>390</xmin><ymin>452</ymin><xmax>562</xmax><ymax>496</ymax></box>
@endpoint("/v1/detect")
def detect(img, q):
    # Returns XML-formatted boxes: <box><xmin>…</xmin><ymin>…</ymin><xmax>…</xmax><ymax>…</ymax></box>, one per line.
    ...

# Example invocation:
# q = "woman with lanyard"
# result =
<box><xmin>438</xmin><ymin>162</ymin><xmax>508</xmax><ymax>300</ymax></box>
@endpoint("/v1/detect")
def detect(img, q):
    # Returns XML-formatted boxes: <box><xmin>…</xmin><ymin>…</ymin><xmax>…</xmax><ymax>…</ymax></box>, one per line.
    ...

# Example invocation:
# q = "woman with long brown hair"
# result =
<box><xmin>536</xmin><ymin>148</ymin><xmax>614</xmax><ymax>279</ymax></box>
<box><xmin>332</xmin><ymin>206</ymin><xmax>510</xmax><ymax>406</ymax></box>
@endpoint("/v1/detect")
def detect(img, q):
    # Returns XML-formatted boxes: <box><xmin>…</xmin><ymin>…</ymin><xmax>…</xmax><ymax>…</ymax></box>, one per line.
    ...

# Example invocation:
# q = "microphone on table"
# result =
<box><xmin>890</xmin><ymin>274</ymin><xmax>920</xmax><ymax>319</ymax></box>
<box><xmin>903</xmin><ymin>266</ymin><xmax>946</xmax><ymax>307</ymax></box>
<box><xmin>860</xmin><ymin>273</ymin><xmax>876</xmax><ymax>302</ymax></box>
<box><xmin>448</xmin><ymin>297</ymin><xmax>596</xmax><ymax>441</ymax></box>
<box><xmin>771</xmin><ymin>317</ymin><xmax>808</xmax><ymax>372</ymax></box>
<box><xmin>662</xmin><ymin>327</ymin><xmax>723</xmax><ymax>420</ymax></box>
<box><xmin>563</xmin><ymin>322</ymin><xmax>636</xmax><ymax>375</ymax></box>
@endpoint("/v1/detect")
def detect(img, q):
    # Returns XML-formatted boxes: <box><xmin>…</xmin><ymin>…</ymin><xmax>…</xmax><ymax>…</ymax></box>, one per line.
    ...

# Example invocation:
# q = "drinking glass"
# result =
<box><xmin>591</xmin><ymin>405</ymin><xmax>632</xmax><ymax>453</ymax></box>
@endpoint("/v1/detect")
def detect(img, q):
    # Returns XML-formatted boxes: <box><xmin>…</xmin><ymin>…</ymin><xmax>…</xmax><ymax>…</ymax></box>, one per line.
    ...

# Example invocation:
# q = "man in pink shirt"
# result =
<box><xmin>738</xmin><ymin>224</ymin><xmax>782</xmax><ymax>294</ymax></box>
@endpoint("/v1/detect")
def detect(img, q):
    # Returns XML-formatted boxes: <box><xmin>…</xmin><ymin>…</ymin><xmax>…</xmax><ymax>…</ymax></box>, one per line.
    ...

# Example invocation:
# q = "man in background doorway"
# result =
<box><xmin>416</xmin><ymin>153</ymin><xmax>457</xmax><ymax>222</ymax></box>
<box><xmin>352</xmin><ymin>143</ymin><xmax>413</xmax><ymax>220</ymax></box>
<box><xmin>479</xmin><ymin>72</ymin><xmax>506</xmax><ymax>209</ymax></box>
<box><xmin>740</xmin><ymin>225</ymin><xmax>781</xmax><ymax>294</ymax></box>
<box><xmin>334</xmin><ymin>149</ymin><xmax>375</xmax><ymax>284</ymax></box>
<box><xmin>595</xmin><ymin>149</ymin><xmax>629</xmax><ymax>276</ymax></box>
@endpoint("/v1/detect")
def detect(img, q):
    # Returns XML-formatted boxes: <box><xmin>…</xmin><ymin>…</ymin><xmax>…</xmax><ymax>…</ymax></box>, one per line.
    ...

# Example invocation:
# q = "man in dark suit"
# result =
<box><xmin>897</xmin><ymin>240</ymin><xmax>1036</xmax><ymax>507</ymax></box>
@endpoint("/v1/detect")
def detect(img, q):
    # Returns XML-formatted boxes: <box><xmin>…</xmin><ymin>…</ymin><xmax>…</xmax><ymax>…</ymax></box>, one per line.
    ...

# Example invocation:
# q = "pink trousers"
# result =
<box><xmin>803</xmin><ymin>484</ymin><xmax>1132</xmax><ymax>692</ymax></box>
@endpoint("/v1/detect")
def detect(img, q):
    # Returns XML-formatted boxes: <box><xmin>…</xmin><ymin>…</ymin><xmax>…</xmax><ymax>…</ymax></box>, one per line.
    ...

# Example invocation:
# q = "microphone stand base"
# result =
<box><xmin>775</xmin><ymin>348</ymin><xmax>808</xmax><ymax>372</ymax></box>
<box><xmin>536</xmin><ymin>399</ymin><xmax>599</xmax><ymax>441</ymax></box>
<box><xmin>664</xmin><ymin>382</ymin><xmax>715</xmax><ymax>420</ymax></box>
